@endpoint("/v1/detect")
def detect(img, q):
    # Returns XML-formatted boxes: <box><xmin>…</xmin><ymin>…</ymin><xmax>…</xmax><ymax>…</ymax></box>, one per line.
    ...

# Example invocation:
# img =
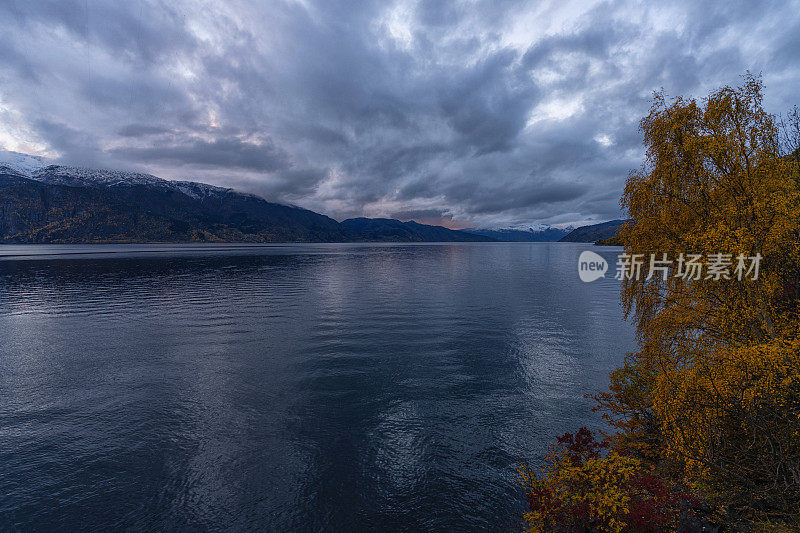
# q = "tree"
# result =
<box><xmin>521</xmin><ymin>75</ymin><xmax>800</xmax><ymax>531</ymax></box>
<box><xmin>619</xmin><ymin>74</ymin><xmax>800</xmax><ymax>515</ymax></box>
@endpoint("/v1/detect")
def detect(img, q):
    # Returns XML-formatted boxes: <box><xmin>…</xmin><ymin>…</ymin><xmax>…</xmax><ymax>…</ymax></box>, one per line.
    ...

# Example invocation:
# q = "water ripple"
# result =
<box><xmin>0</xmin><ymin>243</ymin><xmax>634</xmax><ymax>531</ymax></box>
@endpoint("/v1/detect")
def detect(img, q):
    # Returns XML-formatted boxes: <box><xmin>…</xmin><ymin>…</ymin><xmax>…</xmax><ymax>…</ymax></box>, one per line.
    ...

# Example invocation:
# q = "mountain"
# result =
<box><xmin>0</xmin><ymin>166</ymin><xmax>347</xmax><ymax>243</ymax></box>
<box><xmin>558</xmin><ymin>219</ymin><xmax>627</xmax><ymax>244</ymax></box>
<box><xmin>340</xmin><ymin>218</ymin><xmax>493</xmax><ymax>242</ymax></box>
<box><xmin>0</xmin><ymin>159</ymin><xmax>492</xmax><ymax>244</ymax></box>
<box><xmin>0</xmin><ymin>166</ymin><xmax>204</xmax><ymax>243</ymax></box>
<box><xmin>464</xmin><ymin>226</ymin><xmax>571</xmax><ymax>242</ymax></box>
<box><xmin>6</xmin><ymin>165</ymin><xmax>348</xmax><ymax>243</ymax></box>
<box><xmin>0</xmin><ymin>150</ymin><xmax>47</xmax><ymax>176</ymax></box>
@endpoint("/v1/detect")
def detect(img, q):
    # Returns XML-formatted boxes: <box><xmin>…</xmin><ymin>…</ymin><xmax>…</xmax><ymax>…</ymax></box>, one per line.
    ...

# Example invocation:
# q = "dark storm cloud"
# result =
<box><xmin>33</xmin><ymin>120</ymin><xmax>105</xmax><ymax>167</ymax></box>
<box><xmin>1</xmin><ymin>0</ymin><xmax>799</xmax><ymax>227</ymax></box>
<box><xmin>454</xmin><ymin>180</ymin><xmax>590</xmax><ymax>215</ymax></box>
<box><xmin>117</xmin><ymin>124</ymin><xmax>175</xmax><ymax>138</ymax></box>
<box><xmin>112</xmin><ymin>137</ymin><xmax>291</xmax><ymax>172</ymax></box>
<box><xmin>1</xmin><ymin>0</ymin><xmax>194</xmax><ymax>65</ymax></box>
<box><xmin>0</xmin><ymin>39</ymin><xmax>40</xmax><ymax>83</ymax></box>
<box><xmin>436</xmin><ymin>48</ymin><xmax>538</xmax><ymax>155</ymax></box>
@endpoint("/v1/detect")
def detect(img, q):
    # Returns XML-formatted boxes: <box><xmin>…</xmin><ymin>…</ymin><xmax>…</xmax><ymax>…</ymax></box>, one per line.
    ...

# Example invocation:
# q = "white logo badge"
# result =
<box><xmin>578</xmin><ymin>251</ymin><xmax>608</xmax><ymax>282</ymax></box>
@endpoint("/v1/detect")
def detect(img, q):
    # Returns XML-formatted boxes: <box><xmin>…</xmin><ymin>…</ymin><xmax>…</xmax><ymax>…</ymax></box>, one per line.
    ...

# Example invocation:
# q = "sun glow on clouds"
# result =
<box><xmin>502</xmin><ymin>0</ymin><xmax>605</xmax><ymax>50</ymax></box>
<box><xmin>379</xmin><ymin>1</ymin><xmax>416</xmax><ymax>50</ymax></box>
<box><xmin>594</xmin><ymin>134</ymin><xmax>612</xmax><ymax>147</ymax></box>
<box><xmin>0</xmin><ymin>103</ymin><xmax>51</xmax><ymax>157</ymax></box>
<box><xmin>526</xmin><ymin>97</ymin><xmax>584</xmax><ymax>127</ymax></box>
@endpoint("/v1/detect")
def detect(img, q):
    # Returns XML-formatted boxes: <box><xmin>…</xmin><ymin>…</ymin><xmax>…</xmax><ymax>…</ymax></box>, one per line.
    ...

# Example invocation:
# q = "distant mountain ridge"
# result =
<box><xmin>0</xmin><ymin>151</ymin><xmax>627</xmax><ymax>245</ymax></box>
<box><xmin>463</xmin><ymin>226</ymin><xmax>571</xmax><ymax>242</ymax></box>
<box><xmin>0</xmin><ymin>156</ymin><xmax>493</xmax><ymax>244</ymax></box>
<box><xmin>558</xmin><ymin>219</ymin><xmax>627</xmax><ymax>244</ymax></box>
<box><xmin>341</xmin><ymin>218</ymin><xmax>493</xmax><ymax>242</ymax></box>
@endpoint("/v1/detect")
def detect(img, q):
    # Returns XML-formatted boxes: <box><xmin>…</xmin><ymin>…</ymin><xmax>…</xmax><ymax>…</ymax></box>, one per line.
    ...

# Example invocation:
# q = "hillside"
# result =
<box><xmin>0</xmin><ymin>167</ymin><xmax>200</xmax><ymax>243</ymax></box>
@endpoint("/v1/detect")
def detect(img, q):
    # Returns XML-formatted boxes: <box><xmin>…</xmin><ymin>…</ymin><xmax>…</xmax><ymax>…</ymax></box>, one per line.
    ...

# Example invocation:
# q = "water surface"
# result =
<box><xmin>0</xmin><ymin>242</ymin><xmax>633</xmax><ymax>531</ymax></box>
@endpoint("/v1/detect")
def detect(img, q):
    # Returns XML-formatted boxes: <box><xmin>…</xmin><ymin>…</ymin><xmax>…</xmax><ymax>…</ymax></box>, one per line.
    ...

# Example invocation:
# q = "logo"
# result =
<box><xmin>578</xmin><ymin>251</ymin><xmax>608</xmax><ymax>282</ymax></box>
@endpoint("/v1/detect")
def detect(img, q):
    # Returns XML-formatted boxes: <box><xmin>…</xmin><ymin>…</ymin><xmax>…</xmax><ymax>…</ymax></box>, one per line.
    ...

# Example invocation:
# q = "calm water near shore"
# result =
<box><xmin>0</xmin><ymin>242</ymin><xmax>633</xmax><ymax>531</ymax></box>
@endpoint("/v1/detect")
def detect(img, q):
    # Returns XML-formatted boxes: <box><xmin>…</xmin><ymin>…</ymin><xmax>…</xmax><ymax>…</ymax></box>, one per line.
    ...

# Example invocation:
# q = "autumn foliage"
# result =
<box><xmin>519</xmin><ymin>428</ymin><xmax>695</xmax><ymax>532</ymax></box>
<box><xmin>522</xmin><ymin>75</ymin><xmax>800</xmax><ymax>531</ymax></box>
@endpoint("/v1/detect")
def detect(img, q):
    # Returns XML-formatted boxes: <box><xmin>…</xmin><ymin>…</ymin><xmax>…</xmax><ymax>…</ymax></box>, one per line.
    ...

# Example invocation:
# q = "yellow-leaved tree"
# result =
<box><xmin>522</xmin><ymin>75</ymin><xmax>800</xmax><ymax>532</ymax></box>
<box><xmin>619</xmin><ymin>74</ymin><xmax>800</xmax><ymax>513</ymax></box>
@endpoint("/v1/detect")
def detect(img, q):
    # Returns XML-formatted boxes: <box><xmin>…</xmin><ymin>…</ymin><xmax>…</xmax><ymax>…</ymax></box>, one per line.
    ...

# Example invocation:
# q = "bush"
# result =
<box><xmin>520</xmin><ymin>429</ymin><xmax>695</xmax><ymax>533</ymax></box>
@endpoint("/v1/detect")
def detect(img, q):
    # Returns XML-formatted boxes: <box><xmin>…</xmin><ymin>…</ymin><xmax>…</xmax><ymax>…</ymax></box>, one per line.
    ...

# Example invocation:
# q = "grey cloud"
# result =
<box><xmin>223</xmin><ymin>167</ymin><xmax>329</xmax><ymax>200</ymax></box>
<box><xmin>117</xmin><ymin>124</ymin><xmax>175</xmax><ymax>138</ymax></box>
<box><xmin>0</xmin><ymin>0</ymin><xmax>195</xmax><ymax>67</ymax></box>
<box><xmin>112</xmin><ymin>137</ymin><xmax>291</xmax><ymax>172</ymax></box>
<box><xmin>522</xmin><ymin>23</ymin><xmax>623</xmax><ymax>70</ymax></box>
<box><xmin>446</xmin><ymin>179</ymin><xmax>590</xmax><ymax>215</ymax></box>
<box><xmin>437</xmin><ymin>49</ymin><xmax>538</xmax><ymax>155</ymax></box>
<box><xmin>0</xmin><ymin>39</ymin><xmax>40</xmax><ymax>83</ymax></box>
<box><xmin>35</xmin><ymin>120</ymin><xmax>106</xmax><ymax>168</ymax></box>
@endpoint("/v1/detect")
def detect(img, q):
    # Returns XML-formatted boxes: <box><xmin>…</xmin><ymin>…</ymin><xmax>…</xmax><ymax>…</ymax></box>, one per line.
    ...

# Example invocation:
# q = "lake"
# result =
<box><xmin>0</xmin><ymin>242</ymin><xmax>634</xmax><ymax>531</ymax></box>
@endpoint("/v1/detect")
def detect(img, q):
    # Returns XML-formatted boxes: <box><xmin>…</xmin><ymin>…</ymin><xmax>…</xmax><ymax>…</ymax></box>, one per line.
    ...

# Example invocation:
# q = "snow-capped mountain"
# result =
<box><xmin>0</xmin><ymin>151</ymin><xmax>243</xmax><ymax>202</ymax></box>
<box><xmin>0</xmin><ymin>150</ymin><xmax>48</xmax><ymax>176</ymax></box>
<box><xmin>32</xmin><ymin>165</ymin><xmax>169</xmax><ymax>188</ymax></box>
<box><xmin>170</xmin><ymin>180</ymin><xmax>237</xmax><ymax>200</ymax></box>
<box><xmin>29</xmin><ymin>164</ymin><xmax>248</xmax><ymax>204</ymax></box>
<box><xmin>30</xmin><ymin>165</ymin><xmax>243</xmax><ymax>200</ymax></box>
<box><xmin>0</xmin><ymin>165</ymin><xmax>26</xmax><ymax>178</ymax></box>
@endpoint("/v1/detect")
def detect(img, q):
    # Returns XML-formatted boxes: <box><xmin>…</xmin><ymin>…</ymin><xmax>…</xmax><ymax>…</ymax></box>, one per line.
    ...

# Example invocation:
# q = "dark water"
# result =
<box><xmin>0</xmin><ymin>243</ymin><xmax>634</xmax><ymax>532</ymax></box>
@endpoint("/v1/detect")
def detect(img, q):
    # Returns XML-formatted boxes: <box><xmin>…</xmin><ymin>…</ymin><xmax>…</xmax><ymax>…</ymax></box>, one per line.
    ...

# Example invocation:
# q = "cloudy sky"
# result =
<box><xmin>0</xmin><ymin>0</ymin><xmax>798</xmax><ymax>228</ymax></box>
